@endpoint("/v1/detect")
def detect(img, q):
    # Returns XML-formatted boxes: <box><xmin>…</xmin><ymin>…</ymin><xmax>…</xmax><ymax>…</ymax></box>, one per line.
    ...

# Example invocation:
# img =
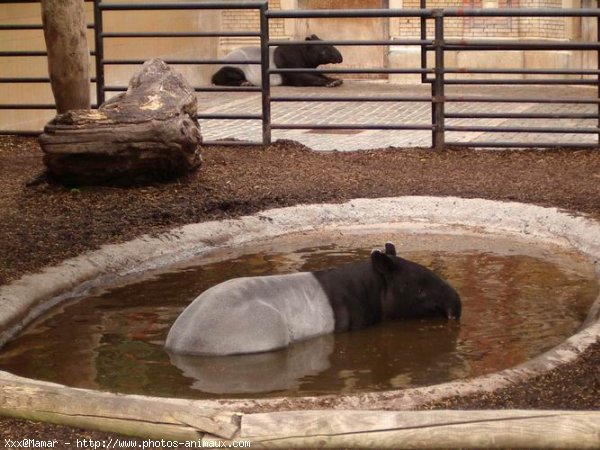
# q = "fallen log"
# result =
<box><xmin>39</xmin><ymin>59</ymin><xmax>202</xmax><ymax>185</ymax></box>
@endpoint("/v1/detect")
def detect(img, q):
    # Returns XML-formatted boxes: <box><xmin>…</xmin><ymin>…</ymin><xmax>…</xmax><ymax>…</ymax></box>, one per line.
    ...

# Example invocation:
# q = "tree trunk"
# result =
<box><xmin>41</xmin><ymin>0</ymin><xmax>91</xmax><ymax>113</ymax></box>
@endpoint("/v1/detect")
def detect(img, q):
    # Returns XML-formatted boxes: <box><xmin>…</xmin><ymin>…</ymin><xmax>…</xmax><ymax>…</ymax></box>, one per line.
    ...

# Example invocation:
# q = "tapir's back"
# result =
<box><xmin>165</xmin><ymin>272</ymin><xmax>334</xmax><ymax>356</ymax></box>
<box><xmin>222</xmin><ymin>46</ymin><xmax>282</xmax><ymax>87</ymax></box>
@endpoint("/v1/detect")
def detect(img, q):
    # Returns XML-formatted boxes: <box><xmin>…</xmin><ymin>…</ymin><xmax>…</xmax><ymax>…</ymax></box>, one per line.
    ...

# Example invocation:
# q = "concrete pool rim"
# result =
<box><xmin>1</xmin><ymin>196</ymin><xmax>600</xmax><ymax>443</ymax></box>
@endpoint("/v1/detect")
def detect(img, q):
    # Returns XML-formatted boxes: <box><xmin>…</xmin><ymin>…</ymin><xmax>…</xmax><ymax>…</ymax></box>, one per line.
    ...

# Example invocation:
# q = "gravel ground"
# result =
<box><xmin>1</xmin><ymin>135</ymin><xmax>599</xmax><ymax>446</ymax></box>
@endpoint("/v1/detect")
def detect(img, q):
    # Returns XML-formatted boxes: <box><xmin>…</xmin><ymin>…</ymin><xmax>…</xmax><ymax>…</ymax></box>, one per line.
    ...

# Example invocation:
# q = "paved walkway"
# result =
<box><xmin>197</xmin><ymin>83</ymin><xmax>599</xmax><ymax>151</ymax></box>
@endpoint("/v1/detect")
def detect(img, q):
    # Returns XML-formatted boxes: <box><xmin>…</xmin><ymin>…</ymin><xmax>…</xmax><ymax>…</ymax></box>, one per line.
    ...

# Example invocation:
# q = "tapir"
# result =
<box><xmin>165</xmin><ymin>243</ymin><xmax>461</xmax><ymax>356</ymax></box>
<box><xmin>211</xmin><ymin>34</ymin><xmax>344</xmax><ymax>87</ymax></box>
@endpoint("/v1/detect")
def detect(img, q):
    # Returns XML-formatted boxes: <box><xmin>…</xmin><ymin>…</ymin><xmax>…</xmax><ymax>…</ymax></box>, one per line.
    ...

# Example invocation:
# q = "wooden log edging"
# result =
<box><xmin>240</xmin><ymin>410</ymin><xmax>600</xmax><ymax>449</ymax></box>
<box><xmin>0</xmin><ymin>371</ymin><xmax>240</xmax><ymax>441</ymax></box>
<box><xmin>1</xmin><ymin>197</ymin><xmax>600</xmax><ymax>446</ymax></box>
<box><xmin>1</xmin><ymin>372</ymin><xmax>600</xmax><ymax>450</ymax></box>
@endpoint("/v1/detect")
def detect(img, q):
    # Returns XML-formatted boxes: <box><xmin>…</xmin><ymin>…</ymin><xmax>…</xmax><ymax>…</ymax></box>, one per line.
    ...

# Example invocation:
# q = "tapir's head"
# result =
<box><xmin>305</xmin><ymin>34</ymin><xmax>343</xmax><ymax>66</ymax></box>
<box><xmin>372</xmin><ymin>243</ymin><xmax>462</xmax><ymax>321</ymax></box>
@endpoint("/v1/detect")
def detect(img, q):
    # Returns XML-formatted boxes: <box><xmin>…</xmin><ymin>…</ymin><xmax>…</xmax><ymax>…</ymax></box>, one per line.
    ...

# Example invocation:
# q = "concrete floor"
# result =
<box><xmin>197</xmin><ymin>82</ymin><xmax>599</xmax><ymax>151</ymax></box>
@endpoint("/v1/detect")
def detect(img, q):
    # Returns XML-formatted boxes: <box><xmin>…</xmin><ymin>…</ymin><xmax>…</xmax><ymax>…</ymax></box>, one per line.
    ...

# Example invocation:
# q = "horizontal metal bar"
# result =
<box><xmin>106</xmin><ymin>86</ymin><xmax>259</xmax><ymax>93</ymax></box>
<box><xmin>446</xmin><ymin>96</ymin><xmax>600</xmax><ymax>104</ymax></box>
<box><xmin>0</xmin><ymin>104</ymin><xmax>56</xmax><ymax>109</ymax></box>
<box><xmin>270</xmin><ymin>68</ymin><xmax>432</xmax><ymax>74</ymax></box>
<box><xmin>0</xmin><ymin>24</ymin><xmax>43</xmax><ymax>30</ymax></box>
<box><xmin>102</xmin><ymin>59</ymin><xmax>260</xmax><ymax>65</ymax></box>
<box><xmin>272</xmin><ymin>123</ymin><xmax>433</xmax><ymax>131</ymax></box>
<box><xmin>0</xmin><ymin>0</ymin><xmax>93</xmax><ymax>2</ymax></box>
<box><xmin>0</xmin><ymin>51</ymin><xmax>47</xmax><ymax>57</ymax></box>
<box><xmin>267</xmin><ymin>8</ymin><xmax>433</xmax><ymax>19</ymax></box>
<box><xmin>442</xmin><ymin>40</ymin><xmax>600</xmax><ymax>51</ymax></box>
<box><xmin>271</xmin><ymin>95</ymin><xmax>431</xmax><ymax>103</ymax></box>
<box><xmin>0</xmin><ymin>77</ymin><xmax>50</xmax><ymax>83</ymax></box>
<box><xmin>446</xmin><ymin>112</ymin><xmax>599</xmax><ymax>120</ymax></box>
<box><xmin>444</xmin><ymin>79</ymin><xmax>598</xmax><ymax>85</ymax></box>
<box><xmin>447</xmin><ymin>141</ymin><xmax>600</xmax><ymax>148</ymax></box>
<box><xmin>195</xmin><ymin>114</ymin><xmax>262</xmax><ymax>120</ymax></box>
<box><xmin>100</xmin><ymin>2</ymin><xmax>267</xmax><ymax>11</ymax></box>
<box><xmin>194</xmin><ymin>86</ymin><xmax>262</xmax><ymax>93</ymax></box>
<box><xmin>443</xmin><ymin>7</ymin><xmax>600</xmax><ymax>17</ymax></box>
<box><xmin>270</xmin><ymin>39</ymin><xmax>430</xmax><ymax>47</ymax></box>
<box><xmin>266</xmin><ymin>7</ymin><xmax>600</xmax><ymax>19</ymax></box>
<box><xmin>0</xmin><ymin>77</ymin><xmax>97</xmax><ymax>83</ymax></box>
<box><xmin>444</xmin><ymin>68</ymin><xmax>600</xmax><ymax>75</ymax></box>
<box><xmin>0</xmin><ymin>130</ymin><xmax>41</xmax><ymax>136</ymax></box>
<box><xmin>446</xmin><ymin>125</ymin><xmax>600</xmax><ymax>134</ymax></box>
<box><xmin>203</xmin><ymin>140</ymin><xmax>263</xmax><ymax>146</ymax></box>
<box><xmin>0</xmin><ymin>24</ymin><xmax>95</xmax><ymax>30</ymax></box>
<box><xmin>0</xmin><ymin>51</ymin><xmax>96</xmax><ymax>57</ymax></box>
<box><xmin>102</xmin><ymin>31</ymin><xmax>260</xmax><ymax>38</ymax></box>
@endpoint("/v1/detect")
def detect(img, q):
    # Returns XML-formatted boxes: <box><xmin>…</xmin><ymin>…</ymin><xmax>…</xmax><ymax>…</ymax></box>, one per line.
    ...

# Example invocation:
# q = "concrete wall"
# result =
<box><xmin>295</xmin><ymin>0</ymin><xmax>388</xmax><ymax>80</ymax></box>
<box><xmin>389</xmin><ymin>0</ymin><xmax>597</xmax><ymax>83</ymax></box>
<box><xmin>1</xmin><ymin>1</ymin><xmax>220</xmax><ymax>131</ymax></box>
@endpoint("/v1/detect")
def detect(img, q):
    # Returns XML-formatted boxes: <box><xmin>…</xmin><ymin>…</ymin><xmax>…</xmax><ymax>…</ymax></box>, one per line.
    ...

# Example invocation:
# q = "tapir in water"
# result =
<box><xmin>165</xmin><ymin>243</ymin><xmax>461</xmax><ymax>356</ymax></box>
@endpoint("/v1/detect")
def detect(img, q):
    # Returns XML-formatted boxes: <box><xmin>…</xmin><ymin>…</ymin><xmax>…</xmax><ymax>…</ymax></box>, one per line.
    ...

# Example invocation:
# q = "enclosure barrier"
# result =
<box><xmin>0</xmin><ymin>0</ymin><xmax>96</xmax><ymax>135</ymax></box>
<box><xmin>94</xmin><ymin>0</ymin><xmax>268</xmax><ymax>146</ymax></box>
<box><xmin>1</xmin><ymin>1</ymin><xmax>600</xmax><ymax>149</ymax></box>
<box><xmin>264</xmin><ymin>8</ymin><xmax>435</xmax><ymax>146</ymax></box>
<box><xmin>424</xmin><ymin>7</ymin><xmax>600</xmax><ymax>149</ymax></box>
<box><xmin>265</xmin><ymin>6</ymin><xmax>600</xmax><ymax>150</ymax></box>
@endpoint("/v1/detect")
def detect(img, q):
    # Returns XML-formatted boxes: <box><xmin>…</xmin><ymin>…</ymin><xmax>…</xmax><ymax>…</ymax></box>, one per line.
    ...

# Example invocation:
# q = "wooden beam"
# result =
<box><xmin>242</xmin><ymin>410</ymin><xmax>600</xmax><ymax>449</ymax></box>
<box><xmin>0</xmin><ymin>374</ymin><xmax>240</xmax><ymax>441</ymax></box>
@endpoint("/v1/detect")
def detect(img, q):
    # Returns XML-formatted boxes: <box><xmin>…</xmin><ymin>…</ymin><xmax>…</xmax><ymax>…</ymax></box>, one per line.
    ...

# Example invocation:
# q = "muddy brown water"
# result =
<box><xmin>0</xmin><ymin>230</ymin><xmax>597</xmax><ymax>399</ymax></box>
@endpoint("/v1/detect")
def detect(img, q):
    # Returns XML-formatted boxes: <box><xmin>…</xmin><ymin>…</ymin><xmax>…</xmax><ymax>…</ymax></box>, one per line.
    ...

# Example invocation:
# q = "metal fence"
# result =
<box><xmin>0</xmin><ymin>0</ymin><xmax>96</xmax><ymax>136</ymax></box>
<box><xmin>94</xmin><ymin>0</ymin><xmax>268</xmax><ymax>145</ymax></box>
<box><xmin>264</xmin><ymin>5</ymin><xmax>600</xmax><ymax>150</ymax></box>
<box><xmin>1</xmin><ymin>1</ymin><xmax>599</xmax><ymax>149</ymax></box>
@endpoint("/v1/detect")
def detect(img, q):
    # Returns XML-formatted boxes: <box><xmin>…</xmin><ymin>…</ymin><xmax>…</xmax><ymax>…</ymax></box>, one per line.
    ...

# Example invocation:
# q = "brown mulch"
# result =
<box><xmin>1</xmin><ymin>135</ymin><xmax>600</xmax><ymax>443</ymax></box>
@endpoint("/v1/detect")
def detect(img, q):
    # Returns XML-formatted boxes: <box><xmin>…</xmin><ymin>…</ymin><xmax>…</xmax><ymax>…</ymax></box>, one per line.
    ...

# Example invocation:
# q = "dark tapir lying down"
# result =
<box><xmin>211</xmin><ymin>34</ymin><xmax>344</xmax><ymax>87</ymax></box>
<box><xmin>165</xmin><ymin>243</ymin><xmax>462</xmax><ymax>356</ymax></box>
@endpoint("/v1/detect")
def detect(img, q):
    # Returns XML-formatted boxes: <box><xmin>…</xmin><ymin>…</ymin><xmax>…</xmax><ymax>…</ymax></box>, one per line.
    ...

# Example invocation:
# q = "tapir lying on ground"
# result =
<box><xmin>211</xmin><ymin>34</ymin><xmax>344</xmax><ymax>87</ymax></box>
<box><xmin>165</xmin><ymin>243</ymin><xmax>461</xmax><ymax>356</ymax></box>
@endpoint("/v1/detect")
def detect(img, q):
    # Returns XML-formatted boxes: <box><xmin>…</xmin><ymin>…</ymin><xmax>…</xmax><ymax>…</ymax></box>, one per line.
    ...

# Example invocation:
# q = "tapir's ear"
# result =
<box><xmin>384</xmin><ymin>242</ymin><xmax>396</xmax><ymax>256</ymax></box>
<box><xmin>371</xmin><ymin>250</ymin><xmax>396</xmax><ymax>275</ymax></box>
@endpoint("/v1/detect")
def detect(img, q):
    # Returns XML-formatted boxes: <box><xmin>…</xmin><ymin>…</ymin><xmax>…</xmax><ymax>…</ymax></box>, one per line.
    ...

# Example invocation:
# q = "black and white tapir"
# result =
<box><xmin>165</xmin><ymin>243</ymin><xmax>462</xmax><ymax>356</ymax></box>
<box><xmin>211</xmin><ymin>34</ymin><xmax>344</xmax><ymax>88</ymax></box>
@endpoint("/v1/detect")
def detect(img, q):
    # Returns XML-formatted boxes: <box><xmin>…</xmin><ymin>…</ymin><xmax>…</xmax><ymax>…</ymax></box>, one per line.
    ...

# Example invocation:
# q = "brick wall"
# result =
<box><xmin>220</xmin><ymin>0</ymin><xmax>286</xmax><ymax>54</ymax></box>
<box><xmin>393</xmin><ymin>0</ymin><xmax>565</xmax><ymax>39</ymax></box>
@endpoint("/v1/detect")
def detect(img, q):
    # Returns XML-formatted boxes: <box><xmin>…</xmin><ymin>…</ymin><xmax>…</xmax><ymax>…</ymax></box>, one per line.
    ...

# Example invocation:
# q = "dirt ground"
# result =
<box><xmin>1</xmin><ymin>135</ymin><xmax>600</xmax><ymax>445</ymax></box>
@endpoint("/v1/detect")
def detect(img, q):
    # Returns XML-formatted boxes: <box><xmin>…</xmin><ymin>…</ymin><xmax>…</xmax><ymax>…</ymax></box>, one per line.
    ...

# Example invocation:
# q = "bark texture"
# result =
<box><xmin>41</xmin><ymin>0</ymin><xmax>91</xmax><ymax>112</ymax></box>
<box><xmin>39</xmin><ymin>59</ymin><xmax>202</xmax><ymax>185</ymax></box>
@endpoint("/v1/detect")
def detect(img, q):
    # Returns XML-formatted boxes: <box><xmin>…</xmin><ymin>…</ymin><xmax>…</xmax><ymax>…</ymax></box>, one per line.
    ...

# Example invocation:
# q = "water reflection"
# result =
<box><xmin>169</xmin><ymin>334</ymin><xmax>334</xmax><ymax>394</ymax></box>
<box><xmin>169</xmin><ymin>320</ymin><xmax>465</xmax><ymax>395</ymax></box>
<box><xmin>0</xmin><ymin>232</ymin><xmax>596</xmax><ymax>399</ymax></box>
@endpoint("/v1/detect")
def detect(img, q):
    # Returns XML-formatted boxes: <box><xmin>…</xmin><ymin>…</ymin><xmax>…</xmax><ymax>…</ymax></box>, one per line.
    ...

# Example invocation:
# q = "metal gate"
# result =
<box><xmin>1</xmin><ymin>1</ymin><xmax>599</xmax><ymax>150</ymax></box>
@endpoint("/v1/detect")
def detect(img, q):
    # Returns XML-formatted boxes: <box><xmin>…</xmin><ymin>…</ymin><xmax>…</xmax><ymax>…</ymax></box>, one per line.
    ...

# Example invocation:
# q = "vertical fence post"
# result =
<box><xmin>420</xmin><ymin>0</ymin><xmax>427</xmax><ymax>84</ymax></box>
<box><xmin>432</xmin><ymin>9</ymin><xmax>445</xmax><ymax>151</ymax></box>
<box><xmin>93</xmin><ymin>0</ymin><xmax>105</xmax><ymax>107</ymax></box>
<box><xmin>259</xmin><ymin>1</ymin><xmax>271</xmax><ymax>146</ymax></box>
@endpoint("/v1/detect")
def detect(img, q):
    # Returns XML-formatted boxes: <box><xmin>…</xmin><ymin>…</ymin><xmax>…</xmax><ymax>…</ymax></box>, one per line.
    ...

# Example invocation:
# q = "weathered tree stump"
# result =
<box><xmin>39</xmin><ymin>59</ymin><xmax>202</xmax><ymax>185</ymax></box>
<box><xmin>41</xmin><ymin>0</ymin><xmax>90</xmax><ymax>113</ymax></box>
